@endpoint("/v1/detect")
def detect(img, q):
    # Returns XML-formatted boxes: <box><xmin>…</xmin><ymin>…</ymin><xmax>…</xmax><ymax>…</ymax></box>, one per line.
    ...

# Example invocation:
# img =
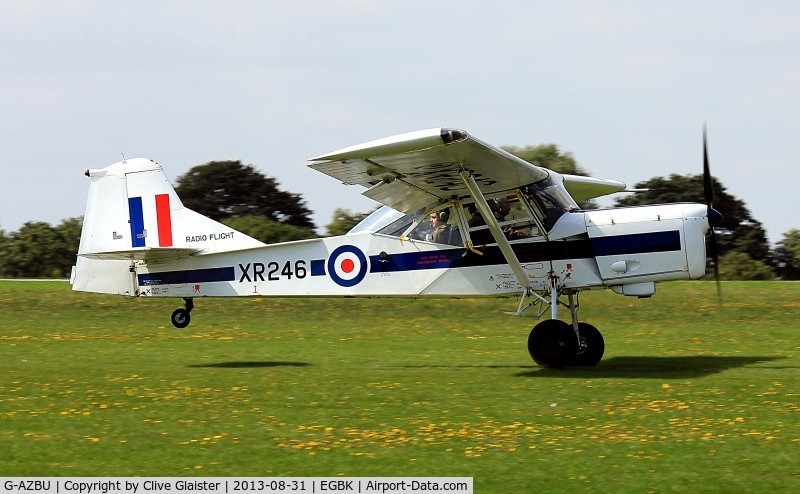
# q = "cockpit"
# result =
<box><xmin>348</xmin><ymin>176</ymin><xmax>579</xmax><ymax>247</ymax></box>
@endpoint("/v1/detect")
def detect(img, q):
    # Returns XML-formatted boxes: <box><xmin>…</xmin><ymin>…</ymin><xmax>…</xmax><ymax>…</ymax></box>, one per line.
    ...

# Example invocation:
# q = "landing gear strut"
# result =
<box><xmin>573</xmin><ymin>322</ymin><xmax>604</xmax><ymax>367</ymax></box>
<box><xmin>526</xmin><ymin>290</ymin><xmax>605</xmax><ymax>368</ymax></box>
<box><xmin>171</xmin><ymin>297</ymin><xmax>194</xmax><ymax>329</ymax></box>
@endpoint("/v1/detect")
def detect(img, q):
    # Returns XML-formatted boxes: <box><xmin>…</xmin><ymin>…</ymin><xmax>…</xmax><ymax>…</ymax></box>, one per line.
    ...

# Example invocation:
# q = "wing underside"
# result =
<box><xmin>309</xmin><ymin>128</ymin><xmax>549</xmax><ymax>212</ymax></box>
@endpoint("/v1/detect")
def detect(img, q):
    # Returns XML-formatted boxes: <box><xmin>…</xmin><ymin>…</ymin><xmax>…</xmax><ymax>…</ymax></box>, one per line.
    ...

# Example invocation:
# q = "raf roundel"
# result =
<box><xmin>327</xmin><ymin>245</ymin><xmax>369</xmax><ymax>287</ymax></box>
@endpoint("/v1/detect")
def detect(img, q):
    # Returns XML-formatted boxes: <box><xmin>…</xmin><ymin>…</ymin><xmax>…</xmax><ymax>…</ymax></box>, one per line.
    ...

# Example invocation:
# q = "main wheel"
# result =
<box><xmin>171</xmin><ymin>308</ymin><xmax>191</xmax><ymax>329</ymax></box>
<box><xmin>528</xmin><ymin>319</ymin><xmax>578</xmax><ymax>368</ymax></box>
<box><xmin>573</xmin><ymin>322</ymin><xmax>604</xmax><ymax>367</ymax></box>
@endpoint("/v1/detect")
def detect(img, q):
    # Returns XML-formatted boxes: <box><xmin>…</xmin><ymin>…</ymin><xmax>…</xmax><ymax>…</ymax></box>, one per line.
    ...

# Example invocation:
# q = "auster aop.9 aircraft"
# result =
<box><xmin>71</xmin><ymin>127</ymin><xmax>722</xmax><ymax>368</ymax></box>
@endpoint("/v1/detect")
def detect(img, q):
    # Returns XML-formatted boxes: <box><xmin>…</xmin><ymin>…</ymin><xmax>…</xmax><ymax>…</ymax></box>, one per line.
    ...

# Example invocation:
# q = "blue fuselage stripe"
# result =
<box><xmin>138</xmin><ymin>267</ymin><xmax>235</xmax><ymax>286</ymax></box>
<box><xmin>591</xmin><ymin>230</ymin><xmax>681</xmax><ymax>256</ymax></box>
<box><xmin>310</xmin><ymin>259</ymin><xmax>326</xmax><ymax>276</ymax></box>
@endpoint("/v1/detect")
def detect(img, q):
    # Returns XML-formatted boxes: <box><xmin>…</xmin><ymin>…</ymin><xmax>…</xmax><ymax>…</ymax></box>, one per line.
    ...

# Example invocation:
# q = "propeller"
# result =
<box><xmin>702</xmin><ymin>123</ymin><xmax>723</xmax><ymax>299</ymax></box>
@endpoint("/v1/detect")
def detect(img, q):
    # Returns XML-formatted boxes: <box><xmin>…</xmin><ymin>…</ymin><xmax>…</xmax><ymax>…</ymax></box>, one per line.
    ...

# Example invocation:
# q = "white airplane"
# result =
<box><xmin>71</xmin><ymin>127</ymin><xmax>721</xmax><ymax>368</ymax></box>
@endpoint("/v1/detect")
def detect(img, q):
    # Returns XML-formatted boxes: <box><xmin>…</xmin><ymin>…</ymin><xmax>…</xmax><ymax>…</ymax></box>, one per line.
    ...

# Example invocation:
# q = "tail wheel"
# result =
<box><xmin>573</xmin><ymin>322</ymin><xmax>604</xmax><ymax>367</ymax></box>
<box><xmin>171</xmin><ymin>308</ymin><xmax>191</xmax><ymax>329</ymax></box>
<box><xmin>528</xmin><ymin>319</ymin><xmax>578</xmax><ymax>368</ymax></box>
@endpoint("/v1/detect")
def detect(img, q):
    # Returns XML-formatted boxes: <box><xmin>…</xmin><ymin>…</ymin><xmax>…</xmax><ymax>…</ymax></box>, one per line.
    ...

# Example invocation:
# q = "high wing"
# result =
<box><xmin>309</xmin><ymin>128</ymin><xmax>624</xmax><ymax>211</ymax></box>
<box><xmin>309</xmin><ymin>128</ymin><xmax>547</xmax><ymax>212</ymax></box>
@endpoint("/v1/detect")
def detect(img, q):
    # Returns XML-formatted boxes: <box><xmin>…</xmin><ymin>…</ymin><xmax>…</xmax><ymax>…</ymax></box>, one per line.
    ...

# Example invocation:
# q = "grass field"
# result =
<box><xmin>0</xmin><ymin>280</ymin><xmax>797</xmax><ymax>492</ymax></box>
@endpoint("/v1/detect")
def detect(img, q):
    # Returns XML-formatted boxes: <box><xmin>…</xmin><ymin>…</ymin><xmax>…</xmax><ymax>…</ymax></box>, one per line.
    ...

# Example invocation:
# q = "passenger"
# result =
<box><xmin>494</xmin><ymin>197</ymin><xmax>512</xmax><ymax>221</ymax></box>
<box><xmin>468</xmin><ymin>198</ymin><xmax>526</xmax><ymax>244</ymax></box>
<box><xmin>467</xmin><ymin>204</ymin><xmax>492</xmax><ymax>245</ymax></box>
<box><xmin>498</xmin><ymin>196</ymin><xmax>533</xmax><ymax>238</ymax></box>
<box><xmin>467</xmin><ymin>204</ymin><xmax>485</xmax><ymax>228</ymax></box>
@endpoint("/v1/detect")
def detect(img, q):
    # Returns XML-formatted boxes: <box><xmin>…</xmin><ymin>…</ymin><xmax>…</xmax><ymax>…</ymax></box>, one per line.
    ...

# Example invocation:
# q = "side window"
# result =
<box><xmin>463</xmin><ymin>193</ymin><xmax>543</xmax><ymax>245</ymax></box>
<box><xmin>408</xmin><ymin>207</ymin><xmax>463</xmax><ymax>246</ymax></box>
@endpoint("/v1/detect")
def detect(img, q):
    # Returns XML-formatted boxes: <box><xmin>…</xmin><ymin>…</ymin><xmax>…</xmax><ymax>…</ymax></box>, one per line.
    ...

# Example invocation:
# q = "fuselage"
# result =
<box><xmin>133</xmin><ymin>202</ymin><xmax>711</xmax><ymax>300</ymax></box>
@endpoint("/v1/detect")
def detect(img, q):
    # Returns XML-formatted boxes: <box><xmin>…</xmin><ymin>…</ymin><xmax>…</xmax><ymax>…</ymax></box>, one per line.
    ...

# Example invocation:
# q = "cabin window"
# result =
<box><xmin>374</xmin><ymin>207</ymin><xmax>426</xmax><ymax>237</ymax></box>
<box><xmin>462</xmin><ymin>192</ymin><xmax>543</xmax><ymax>245</ymax></box>
<box><xmin>350</xmin><ymin>205</ymin><xmax>404</xmax><ymax>234</ymax></box>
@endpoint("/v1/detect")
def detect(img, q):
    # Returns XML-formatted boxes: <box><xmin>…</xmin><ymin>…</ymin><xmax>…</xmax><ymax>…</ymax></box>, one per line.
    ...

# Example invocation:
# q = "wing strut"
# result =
<box><xmin>459</xmin><ymin>169</ymin><xmax>531</xmax><ymax>292</ymax></box>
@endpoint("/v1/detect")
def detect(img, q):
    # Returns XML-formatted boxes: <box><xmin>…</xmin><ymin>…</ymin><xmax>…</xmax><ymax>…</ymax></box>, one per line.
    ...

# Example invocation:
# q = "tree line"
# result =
<box><xmin>2</xmin><ymin>151</ymin><xmax>799</xmax><ymax>280</ymax></box>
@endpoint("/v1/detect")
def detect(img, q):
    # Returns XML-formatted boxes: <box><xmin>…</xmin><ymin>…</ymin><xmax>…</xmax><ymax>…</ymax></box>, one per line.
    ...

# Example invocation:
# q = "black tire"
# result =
<box><xmin>573</xmin><ymin>322</ymin><xmax>604</xmax><ymax>367</ymax></box>
<box><xmin>527</xmin><ymin>319</ymin><xmax>578</xmax><ymax>368</ymax></box>
<box><xmin>171</xmin><ymin>308</ymin><xmax>191</xmax><ymax>329</ymax></box>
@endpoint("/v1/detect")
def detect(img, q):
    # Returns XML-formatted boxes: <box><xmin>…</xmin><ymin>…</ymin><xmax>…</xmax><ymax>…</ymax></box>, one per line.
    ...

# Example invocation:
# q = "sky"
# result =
<box><xmin>1</xmin><ymin>0</ymin><xmax>798</xmax><ymax>244</ymax></box>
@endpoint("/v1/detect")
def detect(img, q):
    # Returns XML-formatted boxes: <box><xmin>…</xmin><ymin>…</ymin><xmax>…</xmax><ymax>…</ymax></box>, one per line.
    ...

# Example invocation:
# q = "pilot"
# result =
<box><xmin>427</xmin><ymin>210</ymin><xmax>461</xmax><ymax>246</ymax></box>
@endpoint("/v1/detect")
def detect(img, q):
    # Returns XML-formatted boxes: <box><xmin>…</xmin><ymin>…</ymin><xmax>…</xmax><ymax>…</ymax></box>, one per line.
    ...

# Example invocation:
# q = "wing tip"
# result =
<box><xmin>440</xmin><ymin>128</ymin><xmax>469</xmax><ymax>144</ymax></box>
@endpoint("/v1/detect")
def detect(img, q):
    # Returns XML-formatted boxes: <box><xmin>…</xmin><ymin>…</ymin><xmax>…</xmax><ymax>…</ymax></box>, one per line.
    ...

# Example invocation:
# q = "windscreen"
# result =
<box><xmin>521</xmin><ymin>177</ymin><xmax>579</xmax><ymax>230</ymax></box>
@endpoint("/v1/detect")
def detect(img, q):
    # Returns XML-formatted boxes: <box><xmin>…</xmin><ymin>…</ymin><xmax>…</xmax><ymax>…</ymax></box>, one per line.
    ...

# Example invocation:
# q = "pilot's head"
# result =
<box><xmin>429</xmin><ymin>210</ymin><xmax>448</xmax><ymax>226</ymax></box>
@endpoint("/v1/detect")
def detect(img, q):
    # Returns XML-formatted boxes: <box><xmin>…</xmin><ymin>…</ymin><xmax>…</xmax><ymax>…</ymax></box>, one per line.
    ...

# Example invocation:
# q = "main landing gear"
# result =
<box><xmin>528</xmin><ymin>320</ymin><xmax>605</xmax><ymax>368</ymax></box>
<box><xmin>523</xmin><ymin>291</ymin><xmax>605</xmax><ymax>368</ymax></box>
<box><xmin>171</xmin><ymin>297</ymin><xmax>194</xmax><ymax>329</ymax></box>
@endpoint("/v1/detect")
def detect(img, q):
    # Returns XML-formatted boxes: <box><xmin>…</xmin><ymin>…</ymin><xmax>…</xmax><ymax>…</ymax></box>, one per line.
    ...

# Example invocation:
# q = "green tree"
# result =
<box><xmin>717</xmin><ymin>251</ymin><xmax>775</xmax><ymax>280</ymax></box>
<box><xmin>54</xmin><ymin>217</ymin><xmax>83</xmax><ymax>275</ymax></box>
<box><xmin>502</xmin><ymin>144</ymin><xmax>589</xmax><ymax>176</ymax></box>
<box><xmin>0</xmin><ymin>219</ymin><xmax>81</xmax><ymax>278</ymax></box>
<box><xmin>326</xmin><ymin>208</ymin><xmax>372</xmax><ymax>236</ymax></box>
<box><xmin>222</xmin><ymin>215</ymin><xmax>317</xmax><ymax>244</ymax></box>
<box><xmin>175</xmin><ymin>160</ymin><xmax>314</xmax><ymax>229</ymax></box>
<box><xmin>0</xmin><ymin>227</ymin><xmax>6</xmax><ymax>277</ymax></box>
<box><xmin>775</xmin><ymin>229</ymin><xmax>800</xmax><ymax>280</ymax></box>
<box><xmin>614</xmin><ymin>174</ymin><xmax>771</xmax><ymax>264</ymax></box>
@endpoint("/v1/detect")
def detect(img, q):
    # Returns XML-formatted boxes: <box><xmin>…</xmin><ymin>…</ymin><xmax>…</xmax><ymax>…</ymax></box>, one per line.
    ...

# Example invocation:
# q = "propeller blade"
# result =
<box><xmin>703</xmin><ymin>122</ymin><xmax>713</xmax><ymax>213</ymax></box>
<box><xmin>702</xmin><ymin>123</ymin><xmax>722</xmax><ymax>300</ymax></box>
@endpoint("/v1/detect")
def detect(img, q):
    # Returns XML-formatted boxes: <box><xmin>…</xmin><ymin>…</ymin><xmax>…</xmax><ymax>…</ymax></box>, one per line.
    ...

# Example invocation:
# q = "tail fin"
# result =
<box><xmin>72</xmin><ymin>158</ymin><xmax>264</xmax><ymax>294</ymax></box>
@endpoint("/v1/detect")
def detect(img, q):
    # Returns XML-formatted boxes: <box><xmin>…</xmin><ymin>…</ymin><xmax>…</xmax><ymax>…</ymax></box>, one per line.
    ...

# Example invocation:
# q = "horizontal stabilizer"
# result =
<box><xmin>80</xmin><ymin>247</ymin><xmax>202</xmax><ymax>261</ymax></box>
